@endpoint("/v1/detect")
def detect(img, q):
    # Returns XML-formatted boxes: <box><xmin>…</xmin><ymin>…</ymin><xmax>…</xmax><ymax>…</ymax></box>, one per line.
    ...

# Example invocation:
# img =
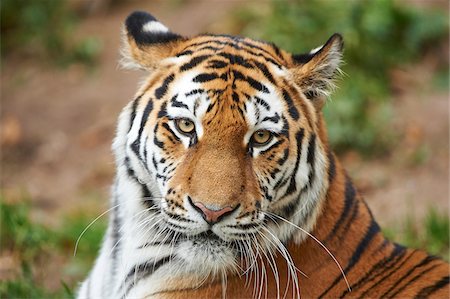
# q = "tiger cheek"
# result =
<box><xmin>155</xmin><ymin>120</ymin><xmax>183</xmax><ymax>157</ymax></box>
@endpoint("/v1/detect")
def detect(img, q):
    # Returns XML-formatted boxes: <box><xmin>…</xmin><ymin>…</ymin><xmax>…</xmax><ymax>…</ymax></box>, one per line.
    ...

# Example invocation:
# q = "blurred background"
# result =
<box><xmin>1</xmin><ymin>0</ymin><xmax>448</xmax><ymax>297</ymax></box>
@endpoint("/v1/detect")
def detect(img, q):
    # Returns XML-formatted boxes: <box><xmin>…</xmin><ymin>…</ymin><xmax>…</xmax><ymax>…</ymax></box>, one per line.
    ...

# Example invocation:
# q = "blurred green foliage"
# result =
<box><xmin>1</xmin><ymin>0</ymin><xmax>101</xmax><ymax>66</ymax></box>
<box><xmin>384</xmin><ymin>208</ymin><xmax>450</xmax><ymax>261</ymax></box>
<box><xmin>237</xmin><ymin>0</ymin><xmax>448</xmax><ymax>155</ymax></box>
<box><xmin>0</xmin><ymin>199</ymin><xmax>106</xmax><ymax>298</ymax></box>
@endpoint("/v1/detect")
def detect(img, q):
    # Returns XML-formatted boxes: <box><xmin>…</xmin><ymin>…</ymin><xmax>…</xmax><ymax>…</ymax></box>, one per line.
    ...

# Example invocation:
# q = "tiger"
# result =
<box><xmin>77</xmin><ymin>11</ymin><xmax>449</xmax><ymax>299</ymax></box>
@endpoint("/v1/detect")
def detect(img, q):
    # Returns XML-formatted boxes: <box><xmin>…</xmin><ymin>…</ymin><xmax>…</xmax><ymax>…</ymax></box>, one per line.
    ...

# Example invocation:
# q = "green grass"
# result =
<box><xmin>0</xmin><ymin>199</ymin><xmax>106</xmax><ymax>298</ymax></box>
<box><xmin>384</xmin><ymin>208</ymin><xmax>450</xmax><ymax>261</ymax></box>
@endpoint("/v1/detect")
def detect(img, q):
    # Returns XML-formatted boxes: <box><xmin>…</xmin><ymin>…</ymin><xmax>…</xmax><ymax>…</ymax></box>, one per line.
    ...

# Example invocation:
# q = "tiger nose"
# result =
<box><xmin>189</xmin><ymin>199</ymin><xmax>236</xmax><ymax>224</ymax></box>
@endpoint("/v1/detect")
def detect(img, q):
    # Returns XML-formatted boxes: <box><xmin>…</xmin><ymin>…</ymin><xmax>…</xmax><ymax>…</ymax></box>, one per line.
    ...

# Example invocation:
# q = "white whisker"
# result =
<box><xmin>265</xmin><ymin>211</ymin><xmax>351</xmax><ymax>292</ymax></box>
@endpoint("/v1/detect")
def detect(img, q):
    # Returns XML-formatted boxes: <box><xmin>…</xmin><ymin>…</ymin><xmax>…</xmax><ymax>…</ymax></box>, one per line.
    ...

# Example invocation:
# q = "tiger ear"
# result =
<box><xmin>290</xmin><ymin>34</ymin><xmax>343</xmax><ymax>110</ymax></box>
<box><xmin>121</xmin><ymin>11</ymin><xmax>185</xmax><ymax>70</ymax></box>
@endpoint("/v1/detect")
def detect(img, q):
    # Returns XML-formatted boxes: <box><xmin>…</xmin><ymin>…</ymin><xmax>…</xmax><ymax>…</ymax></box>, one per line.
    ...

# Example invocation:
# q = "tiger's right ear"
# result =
<box><xmin>121</xmin><ymin>11</ymin><xmax>185</xmax><ymax>70</ymax></box>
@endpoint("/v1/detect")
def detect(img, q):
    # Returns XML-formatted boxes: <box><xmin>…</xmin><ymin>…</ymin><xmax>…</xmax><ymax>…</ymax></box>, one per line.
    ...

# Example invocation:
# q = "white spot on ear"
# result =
<box><xmin>310</xmin><ymin>45</ymin><xmax>323</xmax><ymax>55</ymax></box>
<box><xmin>142</xmin><ymin>21</ymin><xmax>169</xmax><ymax>33</ymax></box>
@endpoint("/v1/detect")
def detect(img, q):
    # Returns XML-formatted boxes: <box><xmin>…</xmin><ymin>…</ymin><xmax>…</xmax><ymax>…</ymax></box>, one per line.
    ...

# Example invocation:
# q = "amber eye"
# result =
<box><xmin>252</xmin><ymin>130</ymin><xmax>273</xmax><ymax>146</ymax></box>
<box><xmin>175</xmin><ymin>118</ymin><xmax>195</xmax><ymax>135</ymax></box>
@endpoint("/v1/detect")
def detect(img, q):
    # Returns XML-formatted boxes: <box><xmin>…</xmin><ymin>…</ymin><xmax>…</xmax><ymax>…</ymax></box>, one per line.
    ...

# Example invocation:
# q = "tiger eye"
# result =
<box><xmin>176</xmin><ymin>118</ymin><xmax>195</xmax><ymax>134</ymax></box>
<box><xmin>252</xmin><ymin>130</ymin><xmax>272</xmax><ymax>146</ymax></box>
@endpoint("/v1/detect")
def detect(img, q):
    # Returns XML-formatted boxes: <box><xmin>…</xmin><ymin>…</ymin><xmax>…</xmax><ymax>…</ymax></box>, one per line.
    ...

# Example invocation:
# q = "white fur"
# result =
<box><xmin>142</xmin><ymin>21</ymin><xmax>169</xmax><ymax>33</ymax></box>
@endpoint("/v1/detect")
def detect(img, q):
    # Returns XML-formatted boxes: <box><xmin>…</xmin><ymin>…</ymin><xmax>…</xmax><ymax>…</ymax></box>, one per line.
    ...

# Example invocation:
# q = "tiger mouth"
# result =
<box><xmin>192</xmin><ymin>230</ymin><xmax>225</xmax><ymax>244</ymax></box>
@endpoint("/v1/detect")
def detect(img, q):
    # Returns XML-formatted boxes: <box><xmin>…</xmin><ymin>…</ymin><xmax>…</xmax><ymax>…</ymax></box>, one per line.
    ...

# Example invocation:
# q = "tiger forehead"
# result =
<box><xmin>165</xmin><ymin>35</ymin><xmax>289</xmax><ymax>89</ymax></box>
<box><xmin>178</xmin><ymin>34</ymin><xmax>289</xmax><ymax>67</ymax></box>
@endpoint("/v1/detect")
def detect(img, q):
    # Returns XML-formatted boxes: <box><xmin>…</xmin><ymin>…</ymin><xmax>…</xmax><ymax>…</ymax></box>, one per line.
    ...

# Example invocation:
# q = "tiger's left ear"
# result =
<box><xmin>290</xmin><ymin>34</ymin><xmax>344</xmax><ymax>110</ymax></box>
<box><xmin>121</xmin><ymin>11</ymin><xmax>185</xmax><ymax>70</ymax></box>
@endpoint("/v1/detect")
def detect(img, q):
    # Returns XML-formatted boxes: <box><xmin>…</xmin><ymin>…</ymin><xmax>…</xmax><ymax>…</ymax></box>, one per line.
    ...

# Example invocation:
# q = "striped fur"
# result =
<box><xmin>77</xmin><ymin>11</ymin><xmax>449</xmax><ymax>299</ymax></box>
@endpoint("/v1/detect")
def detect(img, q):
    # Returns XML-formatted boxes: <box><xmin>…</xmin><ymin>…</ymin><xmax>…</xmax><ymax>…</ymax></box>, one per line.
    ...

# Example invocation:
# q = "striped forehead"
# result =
<box><xmin>164</xmin><ymin>65</ymin><xmax>286</xmax><ymax>133</ymax></box>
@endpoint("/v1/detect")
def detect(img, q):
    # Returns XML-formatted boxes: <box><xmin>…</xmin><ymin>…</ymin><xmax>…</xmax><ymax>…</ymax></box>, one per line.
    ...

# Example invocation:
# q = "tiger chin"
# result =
<box><xmin>77</xmin><ymin>11</ymin><xmax>449</xmax><ymax>299</ymax></box>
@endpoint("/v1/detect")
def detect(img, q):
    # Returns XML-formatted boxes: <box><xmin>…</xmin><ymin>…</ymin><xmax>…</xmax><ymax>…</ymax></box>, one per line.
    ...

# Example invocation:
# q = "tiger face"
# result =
<box><xmin>119</xmin><ymin>11</ymin><xmax>342</xmax><ymax>276</ymax></box>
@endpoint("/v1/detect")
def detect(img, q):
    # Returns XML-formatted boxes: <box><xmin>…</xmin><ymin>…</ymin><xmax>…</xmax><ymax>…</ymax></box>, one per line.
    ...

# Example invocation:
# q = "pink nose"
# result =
<box><xmin>192</xmin><ymin>201</ymin><xmax>234</xmax><ymax>224</ymax></box>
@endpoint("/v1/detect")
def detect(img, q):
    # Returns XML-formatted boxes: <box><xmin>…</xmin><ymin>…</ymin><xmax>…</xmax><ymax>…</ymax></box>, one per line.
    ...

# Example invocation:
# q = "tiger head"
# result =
<box><xmin>115</xmin><ymin>12</ymin><xmax>343</xmax><ymax>277</ymax></box>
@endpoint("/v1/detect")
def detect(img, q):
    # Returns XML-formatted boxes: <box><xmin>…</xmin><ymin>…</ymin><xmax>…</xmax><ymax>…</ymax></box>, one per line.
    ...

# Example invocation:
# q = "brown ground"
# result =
<box><xmin>1</xmin><ymin>0</ymin><xmax>448</xmax><ymax>242</ymax></box>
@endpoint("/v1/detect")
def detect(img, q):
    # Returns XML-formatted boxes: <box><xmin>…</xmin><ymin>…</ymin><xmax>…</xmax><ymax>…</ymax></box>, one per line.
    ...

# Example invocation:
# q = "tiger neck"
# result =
<box><xmin>286</xmin><ymin>152</ymin><xmax>389</xmax><ymax>290</ymax></box>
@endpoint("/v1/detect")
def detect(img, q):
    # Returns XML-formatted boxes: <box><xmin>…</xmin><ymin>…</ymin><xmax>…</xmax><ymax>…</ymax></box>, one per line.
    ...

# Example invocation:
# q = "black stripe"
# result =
<box><xmin>255</xmin><ymin>96</ymin><xmax>271</xmax><ymax>111</ymax></box>
<box><xmin>358</xmin><ymin>250</ymin><xmax>416</xmax><ymax>298</ymax></box>
<box><xmin>270</xmin><ymin>43</ymin><xmax>285</xmax><ymax>61</ymax></box>
<box><xmin>128</xmin><ymin>95</ymin><xmax>142</xmax><ymax>132</ymax></box>
<box><xmin>185</xmin><ymin>89</ymin><xmax>204</xmax><ymax>97</ymax></box>
<box><xmin>195</xmin><ymin>45</ymin><xmax>222</xmax><ymax>52</ymax></box>
<box><xmin>231</xmin><ymin>69</ymin><xmax>269</xmax><ymax>93</ymax></box>
<box><xmin>137</xmin><ymin>240</ymin><xmax>173</xmax><ymax>249</ymax></box>
<box><xmin>157</xmin><ymin>101</ymin><xmax>167</xmax><ymax>118</ymax></box>
<box><xmin>207</xmin><ymin>59</ymin><xmax>228</xmax><ymax>69</ymax></box>
<box><xmin>155</xmin><ymin>74</ymin><xmax>174</xmax><ymax>99</ymax></box>
<box><xmin>340</xmin><ymin>243</ymin><xmax>406</xmax><ymax>297</ymax></box>
<box><xmin>277</xmin><ymin>148</ymin><xmax>289</xmax><ymax>166</ymax></box>
<box><xmin>318</xmin><ymin>219</ymin><xmax>380</xmax><ymax>298</ymax></box>
<box><xmin>226</xmin><ymin>222</ymin><xmax>260</xmax><ymax>230</ymax></box>
<box><xmin>165</xmin><ymin>212</ymin><xmax>194</xmax><ymax>223</ymax></box>
<box><xmin>151</xmin><ymin>154</ymin><xmax>158</xmax><ymax>169</ymax></box>
<box><xmin>282</xmin><ymin>89</ymin><xmax>299</xmax><ymax>120</ymax></box>
<box><xmin>284</xmin><ymin>129</ymin><xmax>305</xmax><ymax>197</ymax></box>
<box><xmin>346</xmin><ymin>219</ymin><xmax>380</xmax><ymax>269</ymax></box>
<box><xmin>241</xmin><ymin>39</ymin><xmax>282</xmax><ymax>62</ymax></box>
<box><xmin>170</xmin><ymin>95</ymin><xmax>189</xmax><ymax>110</ymax></box>
<box><xmin>246</xmin><ymin>75</ymin><xmax>269</xmax><ymax>93</ymax></box>
<box><xmin>327</xmin><ymin>150</ymin><xmax>336</xmax><ymax>184</ymax></box>
<box><xmin>153</xmin><ymin>123</ymin><xmax>164</xmax><ymax>149</ymax></box>
<box><xmin>131</xmin><ymin>98</ymin><xmax>154</xmax><ymax>158</ymax></box>
<box><xmin>141</xmin><ymin>183</ymin><xmax>154</xmax><ymax>209</ymax></box>
<box><xmin>176</xmin><ymin>50</ymin><xmax>193</xmax><ymax>57</ymax></box>
<box><xmin>122</xmin><ymin>256</ymin><xmax>173</xmax><ymax>297</ymax></box>
<box><xmin>193</xmin><ymin>72</ymin><xmax>219</xmax><ymax>83</ymax></box>
<box><xmin>110</xmin><ymin>184</ymin><xmax>122</xmax><ymax>283</ymax></box>
<box><xmin>289</xmin><ymin>84</ymin><xmax>314</xmax><ymax>128</ymax></box>
<box><xmin>180</xmin><ymin>55</ymin><xmax>210</xmax><ymax>71</ymax></box>
<box><xmin>252</xmin><ymin>60</ymin><xmax>276</xmax><ymax>84</ymax></box>
<box><xmin>389</xmin><ymin>264</ymin><xmax>441</xmax><ymax>298</ymax></box>
<box><xmin>124</xmin><ymin>156</ymin><xmax>137</xmax><ymax>181</ymax></box>
<box><xmin>144</xmin><ymin>135</ymin><xmax>151</xmax><ymax>164</ymax></box>
<box><xmin>218</xmin><ymin>52</ymin><xmax>253</xmax><ymax>68</ymax></box>
<box><xmin>415</xmin><ymin>275</ymin><xmax>449</xmax><ymax>298</ymax></box>
<box><xmin>183</xmin><ymin>38</ymin><xmax>283</xmax><ymax>68</ymax></box>
<box><xmin>138</xmin><ymin>101</ymin><xmax>154</xmax><ymax>137</ymax></box>
<box><xmin>273</xmin><ymin>173</ymin><xmax>288</xmax><ymax>191</ymax></box>
<box><xmin>340</xmin><ymin>198</ymin><xmax>360</xmax><ymax>235</ymax></box>
<box><xmin>259</xmin><ymin>139</ymin><xmax>284</xmax><ymax>156</ymax></box>
<box><xmin>162</xmin><ymin>122</ymin><xmax>180</xmax><ymax>143</ymax></box>
<box><xmin>306</xmin><ymin>134</ymin><xmax>316</xmax><ymax>186</ymax></box>
<box><xmin>232</xmin><ymin>69</ymin><xmax>245</xmax><ymax>82</ymax></box>
<box><xmin>324</xmin><ymin>176</ymin><xmax>356</xmax><ymax>242</ymax></box>
<box><xmin>380</xmin><ymin>255</ymin><xmax>439</xmax><ymax>298</ymax></box>
<box><xmin>262</xmin><ymin>113</ymin><xmax>280</xmax><ymax>124</ymax></box>
<box><xmin>232</xmin><ymin>92</ymin><xmax>240</xmax><ymax>103</ymax></box>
